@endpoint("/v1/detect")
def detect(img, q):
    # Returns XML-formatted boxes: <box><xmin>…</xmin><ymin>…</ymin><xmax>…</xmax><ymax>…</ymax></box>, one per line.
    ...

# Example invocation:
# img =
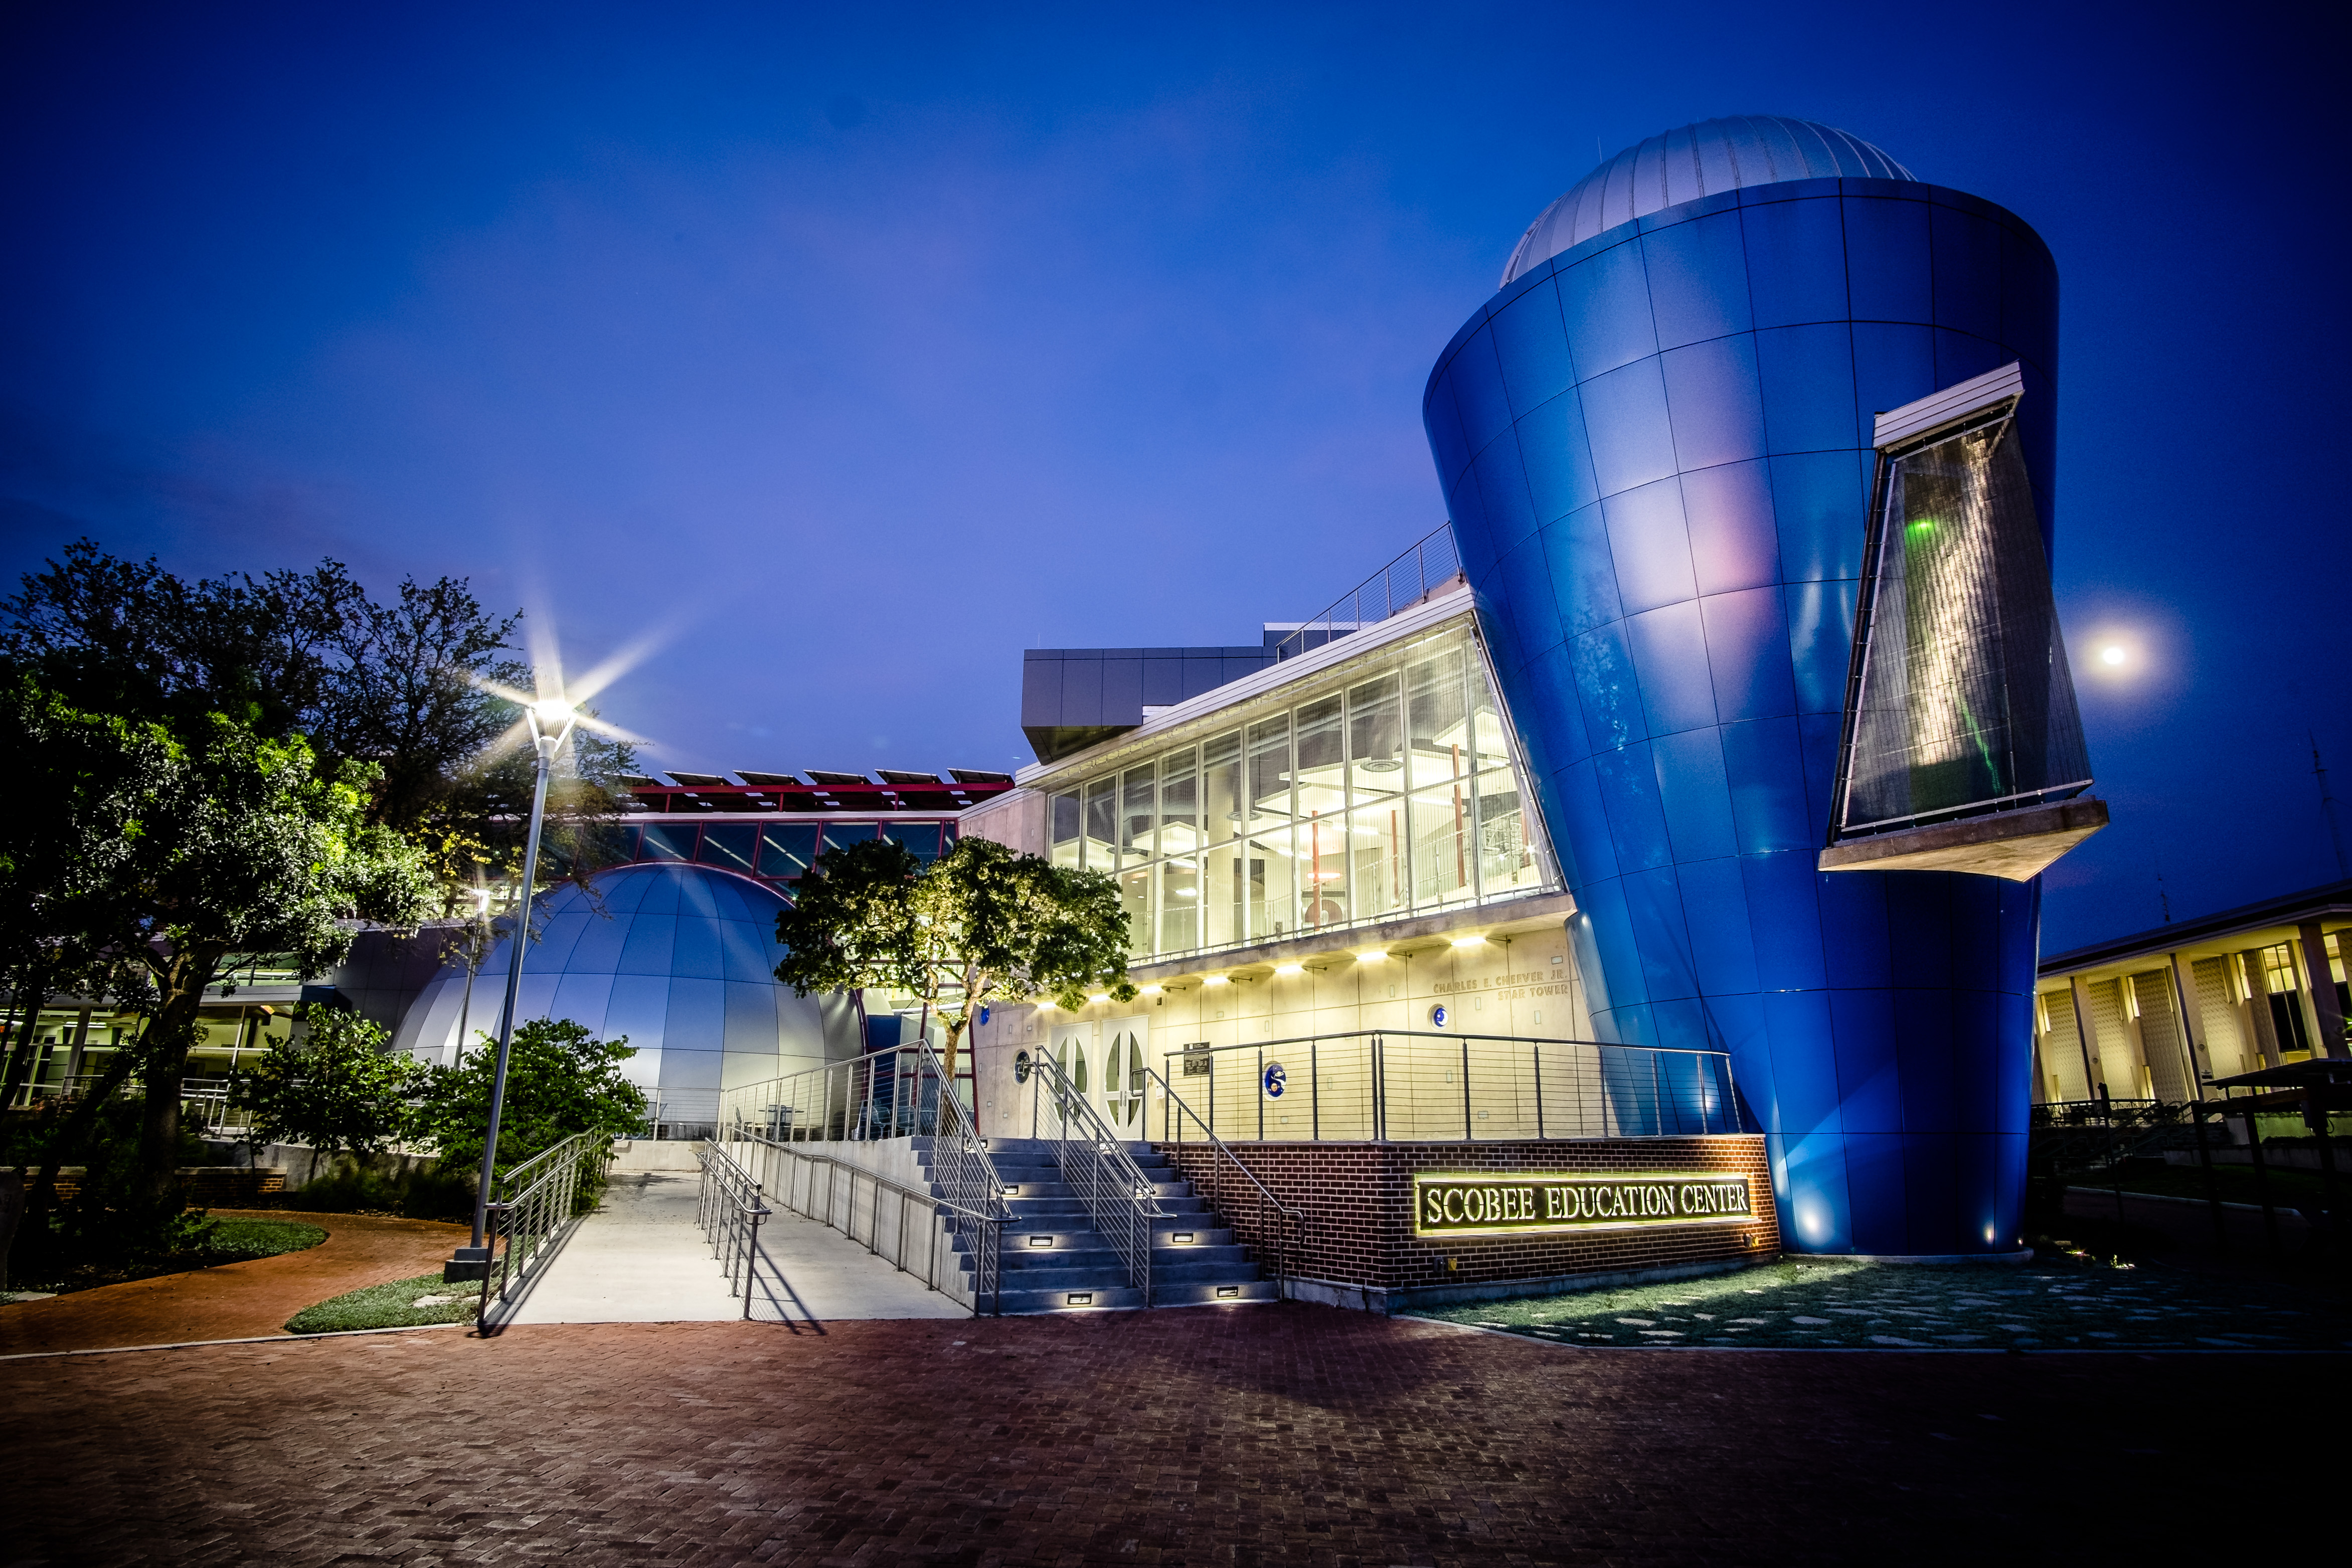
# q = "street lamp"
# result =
<box><xmin>445</xmin><ymin>694</ymin><xmax>577</xmax><ymax>1283</ymax></box>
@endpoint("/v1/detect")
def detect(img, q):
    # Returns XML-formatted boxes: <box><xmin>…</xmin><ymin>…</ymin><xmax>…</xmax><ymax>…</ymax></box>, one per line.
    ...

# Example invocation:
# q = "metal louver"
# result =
<box><xmin>1821</xmin><ymin>363</ymin><xmax>2106</xmax><ymax>882</ymax></box>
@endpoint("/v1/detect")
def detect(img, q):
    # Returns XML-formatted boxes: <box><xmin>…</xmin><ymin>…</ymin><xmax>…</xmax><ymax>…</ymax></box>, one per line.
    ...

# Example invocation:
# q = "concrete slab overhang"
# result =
<box><xmin>1120</xmin><ymin>889</ymin><xmax>1578</xmax><ymax>987</ymax></box>
<box><xmin>1818</xmin><ymin>798</ymin><xmax>2108</xmax><ymax>882</ymax></box>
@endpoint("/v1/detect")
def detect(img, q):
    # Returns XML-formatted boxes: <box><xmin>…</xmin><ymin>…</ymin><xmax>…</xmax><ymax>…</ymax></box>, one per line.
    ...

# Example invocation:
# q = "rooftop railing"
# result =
<box><xmin>1267</xmin><ymin>524</ymin><xmax>1464</xmax><ymax>663</ymax></box>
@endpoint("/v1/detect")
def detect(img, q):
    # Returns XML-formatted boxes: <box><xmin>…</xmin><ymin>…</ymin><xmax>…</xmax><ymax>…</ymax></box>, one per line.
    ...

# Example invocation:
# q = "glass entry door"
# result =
<box><xmin>1046</xmin><ymin>1021</ymin><xmax>1092</xmax><ymax>1135</ymax></box>
<box><xmin>1100</xmin><ymin>1016</ymin><xmax>1150</xmax><ymax>1136</ymax></box>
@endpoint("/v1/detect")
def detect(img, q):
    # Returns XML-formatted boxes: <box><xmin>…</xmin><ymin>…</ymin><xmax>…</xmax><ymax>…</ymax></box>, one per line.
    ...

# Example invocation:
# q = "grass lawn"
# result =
<box><xmin>284</xmin><ymin>1272</ymin><xmax>479</xmax><ymax>1334</ymax></box>
<box><xmin>1410</xmin><ymin>1256</ymin><xmax>2352</xmax><ymax>1351</ymax></box>
<box><xmin>207</xmin><ymin>1217</ymin><xmax>328</xmax><ymax>1262</ymax></box>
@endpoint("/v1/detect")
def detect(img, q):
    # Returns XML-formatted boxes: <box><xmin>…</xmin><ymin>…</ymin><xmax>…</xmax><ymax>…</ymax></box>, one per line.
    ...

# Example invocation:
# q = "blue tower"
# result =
<box><xmin>1424</xmin><ymin>117</ymin><xmax>2066</xmax><ymax>1256</ymax></box>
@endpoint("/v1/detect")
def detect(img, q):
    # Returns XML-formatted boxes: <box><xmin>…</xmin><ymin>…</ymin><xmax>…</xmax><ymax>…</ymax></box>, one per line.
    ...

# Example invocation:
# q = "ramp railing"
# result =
<box><xmin>694</xmin><ymin>1140</ymin><xmax>771</xmax><ymax>1317</ymax></box>
<box><xmin>476</xmin><ymin>1130</ymin><xmax>611</xmax><ymax>1321</ymax></box>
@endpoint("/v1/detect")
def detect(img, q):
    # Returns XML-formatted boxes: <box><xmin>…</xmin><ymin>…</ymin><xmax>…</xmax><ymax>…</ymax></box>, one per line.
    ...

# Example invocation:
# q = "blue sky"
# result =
<box><xmin>3</xmin><ymin>2</ymin><xmax>2343</xmax><ymax>950</ymax></box>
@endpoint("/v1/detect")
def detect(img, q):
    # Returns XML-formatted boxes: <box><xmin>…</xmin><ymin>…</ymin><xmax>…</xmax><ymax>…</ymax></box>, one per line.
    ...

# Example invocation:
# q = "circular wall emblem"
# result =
<box><xmin>1429</xmin><ymin>1003</ymin><xmax>1448</xmax><ymax>1029</ymax></box>
<box><xmin>1013</xmin><ymin>1050</ymin><xmax>1032</xmax><ymax>1083</ymax></box>
<box><xmin>1262</xmin><ymin>1062</ymin><xmax>1287</xmax><ymax>1099</ymax></box>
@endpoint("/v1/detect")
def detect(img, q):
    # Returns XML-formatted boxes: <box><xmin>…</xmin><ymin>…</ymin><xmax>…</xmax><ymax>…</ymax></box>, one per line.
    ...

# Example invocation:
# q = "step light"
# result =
<box><xmin>1067</xmin><ymin>1293</ymin><xmax>1093</xmax><ymax>1306</ymax></box>
<box><xmin>1002</xmin><ymin>1185</ymin><xmax>1021</xmax><ymax>1196</ymax></box>
<box><xmin>1171</xmin><ymin>1232</ymin><xmax>1195</xmax><ymax>1244</ymax></box>
<box><xmin>1216</xmin><ymin>1286</ymin><xmax>1240</xmax><ymax>1298</ymax></box>
<box><xmin>1029</xmin><ymin>1235</ymin><xmax>1054</xmax><ymax>1247</ymax></box>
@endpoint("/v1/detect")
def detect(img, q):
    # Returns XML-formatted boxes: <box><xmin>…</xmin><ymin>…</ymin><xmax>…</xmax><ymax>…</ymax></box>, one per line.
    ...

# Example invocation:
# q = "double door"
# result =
<box><xmin>1042</xmin><ymin>1015</ymin><xmax>1151</xmax><ymax>1135</ymax></box>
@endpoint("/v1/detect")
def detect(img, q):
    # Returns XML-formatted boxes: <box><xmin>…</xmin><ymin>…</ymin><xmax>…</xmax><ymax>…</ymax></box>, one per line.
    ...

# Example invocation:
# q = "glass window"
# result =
<box><xmin>757</xmin><ymin>824</ymin><xmax>818</xmax><ymax>880</ymax></box>
<box><xmin>697</xmin><ymin>823</ymin><xmax>757</xmax><ymax>873</ymax></box>
<box><xmin>599</xmin><ymin>825</ymin><xmax>641</xmax><ymax>864</ymax></box>
<box><xmin>1050</xmin><ymin>791</ymin><xmax>1081</xmax><ymax>868</ymax></box>
<box><xmin>640</xmin><ymin>822</ymin><xmax>698</xmax><ymax>862</ymax></box>
<box><xmin>1411</xmin><ymin>783</ymin><xmax>1475</xmax><ymax>908</ymax></box>
<box><xmin>1120</xmin><ymin>864</ymin><xmax>1151</xmax><ymax>956</ymax></box>
<box><xmin>1158</xmin><ymin>855</ymin><xmax>1200</xmax><ymax>954</ymax></box>
<box><xmin>822</xmin><ymin>822</ymin><xmax>878</xmax><ymax>855</ymax></box>
<box><xmin>1083</xmin><ymin>778</ymin><xmax>1116</xmax><ymax>871</ymax></box>
<box><xmin>1246</xmin><ymin>717</ymin><xmax>1295</xmax><ymax>939</ymax></box>
<box><xmin>1121</xmin><ymin>763</ymin><xmax>1156</xmax><ymax>864</ymax></box>
<box><xmin>1299</xmin><ymin>806</ymin><xmax>1347</xmax><ymax>930</ymax></box>
<box><xmin>1406</xmin><ymin>647</ymin><xmax>1469</xmax><ymax>791</ymax></box>
<box><xmin>1475</xmin><ymin>771</ymin><xmax>1539</xmax><ymax>896</ymax></box>
<box><xmin>941</xmin><ymin>820</ymin><xmax>959</xmax><ymax>848</ymax></box>
<box><xmin>1349</xmin><ymin>796</ymin><xmax>1409</xmax><ymax>922</ymax></box>
<box><xmin>884</xmin><ymin>822</ymin><xmax>941</xmax><ymax>860</ymax></box>
<box><xmin>1348</xmin><ymin>673</ymin><xmax>1404</xmax><ymax>799</ymax></box>
<box><xmin>1467</xmin><ymin>654</ymin><xmax>1509</xmax><ymax>773</ymax></box>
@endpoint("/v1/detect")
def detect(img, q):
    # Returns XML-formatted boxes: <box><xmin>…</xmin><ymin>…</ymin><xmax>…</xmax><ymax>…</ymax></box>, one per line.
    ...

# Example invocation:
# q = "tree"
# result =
<box><xmin>412</xmin><ymin>1017</ymin><xmax>646</xmax><ymax>1177</ymax></box>
<box><xmin>771</xmin><ymin>836</ymin><xmax>1136</xmax><ymax>1098</ymax></box>
<box><xmin>0</xmin><ymin>675</ymin><xmax>173</xmax><ymax>1123</ymax></box>
<box><xmin>0</xmin><ymin>539</ymin><xmax>638</xmax><ymax>920</ymax></box>
<box><xmin>106</xmin><ymin>718</ymin><xmax>438</xmax><ymax>1201</ymax></box>
<box><xmin>226</xmin><ymin>1007</ymin><xmax>426</xmax><ymax>1156</ymax></box>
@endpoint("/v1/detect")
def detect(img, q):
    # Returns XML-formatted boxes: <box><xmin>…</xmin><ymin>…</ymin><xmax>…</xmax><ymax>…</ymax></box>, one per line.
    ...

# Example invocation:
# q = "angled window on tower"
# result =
<box><xmin>1822</xmin><ymin>363</ymin><xmax>2106</xmax><ymax>882</ymax></box>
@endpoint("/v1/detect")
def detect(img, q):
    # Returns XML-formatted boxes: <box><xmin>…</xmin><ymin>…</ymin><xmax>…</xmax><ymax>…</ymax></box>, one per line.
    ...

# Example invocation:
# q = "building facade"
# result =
<box><xmin>1420</xmin><ymin>116</ymin><xmax>2066</xmax><ymax>1257</ymax></box>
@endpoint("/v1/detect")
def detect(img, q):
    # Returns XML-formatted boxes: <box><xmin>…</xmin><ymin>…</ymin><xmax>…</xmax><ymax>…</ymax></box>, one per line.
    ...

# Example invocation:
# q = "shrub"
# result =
<box><xmin>227</xmin><ymin>1006</ymin><xmax>426</xmax><ymax>1155</ymax></box>
<box><xmin>414</xmin><ymin>1017</ymin><xmax>644</xmax><ymax>1181</ymax></box>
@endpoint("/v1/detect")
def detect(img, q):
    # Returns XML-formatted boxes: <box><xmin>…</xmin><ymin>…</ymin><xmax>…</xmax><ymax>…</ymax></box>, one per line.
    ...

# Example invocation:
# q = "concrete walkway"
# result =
<box><xmin>499</xmin><ymin>1169</ymin><xmax>967</xmax><ymax>1328</ymax></box>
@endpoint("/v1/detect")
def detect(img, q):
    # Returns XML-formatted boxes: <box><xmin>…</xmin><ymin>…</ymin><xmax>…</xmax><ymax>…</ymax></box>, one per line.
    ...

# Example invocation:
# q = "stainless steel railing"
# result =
<box><xmin>476</xmin><ymin>1130</ymin><xmax>611</xmax><ymax>1321</ymax></box>
<box><xmin>1028</xmin><ymin>1049</ymin><xmax>1167</xmax><ymax>1304</ymax></box>
<box><xmin>1159</xmin><ymin>1030</ymin><xmax>1743</xmax><ymax>1144</ymax></box>
<box><xmin>694</xmin><ymin>1140</ymin><xmax>771</xmax><ymax>1318</ymax></box>
<box><xmin>1142</xmin><ymin>1064</ymin><xmax>1305</xmax><ymax>1297</ymax></box>
<box><xmin>730</xmin><ymin>1135</ymin><xmax>1006</xmax><ymax>1315</ymax></box>
<box><xmin>1267</xmin><ymin>522</ymin><xmax>1464</xmax><ymax>662</ymax></box>
<box><xmin>716</xmin><ymin>1042</ymin><xmax>976</xmax><ymax>1145</ymax></box>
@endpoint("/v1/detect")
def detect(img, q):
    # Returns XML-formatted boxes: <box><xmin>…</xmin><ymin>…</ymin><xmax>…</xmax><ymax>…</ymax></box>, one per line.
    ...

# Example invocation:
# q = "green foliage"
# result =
<box><xmin>413</xmin><ymin>1017</ymin><xmax>646</xmax><ymax>1178</ymax></box>
<box><xmin>227</xmin><ymin>1007</ymin><xmax>427</xmax><ymax>1155</ymax></box>
<box><xmin>205</xmin><ymin>1216</ymin><xmax>327</xmax><ymax>1260</ymax></box>
<box><xmin>772</xmin><ymin>836</ymin><xmax>1135</xmax><ymax>1077</ymax></box>
<box><xmin>284</xmin><ymin>1270</ymin><xmax>478</xmax><ymax>1334</ymax></box>
<box><xmin>273</xmin><ymin>1165</ymin><xmax>476</xmax><ymax>1219</ymax></box>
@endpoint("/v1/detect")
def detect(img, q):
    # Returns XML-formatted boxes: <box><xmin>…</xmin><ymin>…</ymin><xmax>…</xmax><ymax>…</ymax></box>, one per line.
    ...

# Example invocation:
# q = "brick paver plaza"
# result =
<box><xmin>7</xmin><ymin>1303</ymin><xmax>2340</xmax><ymax>1564</ymax></box>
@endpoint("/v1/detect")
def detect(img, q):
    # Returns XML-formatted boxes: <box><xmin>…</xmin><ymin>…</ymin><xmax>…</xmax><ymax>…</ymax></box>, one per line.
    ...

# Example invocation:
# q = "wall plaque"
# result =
<box><xmin>1413</xmin><ymin>1171</ymin><xmax>1753</xmax><ymax>1237</ymax></box>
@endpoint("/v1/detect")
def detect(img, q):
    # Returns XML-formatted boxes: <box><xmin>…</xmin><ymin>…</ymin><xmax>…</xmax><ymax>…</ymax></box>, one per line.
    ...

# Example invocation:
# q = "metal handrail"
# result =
<box><xmin>1160</xmin><ymin>1028</ymin><xmax>1743</xmax><ymax>1143</ymax></box>
<box><xmin>694</xmin><ymin>1141</ymin><xmax>771</xmax><ymax>1318</ymax></box>
<box><xmin>733</xmin><ymin>1133</ymin><xmax>1005</xmax><ymax>1315</ymax></box>
<box><xmin>1029</xmin><ymin>1049</ymin><xmax>1167</xmax><ymax>1304</ymax></box>
<box><xmin>1144</xmin><ymin>1064</ymin><xmax>1305</xmax><ymax>1298</ymax></box>
<box><xmin>476</xmin><ymin>1129</ymin><xmax>610</xmax><ymax>1322</ymax></box>
<box><xmin>1269</xmin><ymin>522</ymin><xmax>1464</xmax><ymax>662</ymax></box>
<box><xmin>716</xmin><ymin>1041</ymin><xmax>978</xmax><ymax>1144</ymax></box>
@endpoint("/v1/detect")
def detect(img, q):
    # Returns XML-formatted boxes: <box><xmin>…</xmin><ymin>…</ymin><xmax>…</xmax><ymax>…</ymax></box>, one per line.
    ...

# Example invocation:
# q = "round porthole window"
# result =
<box><xmin>1013</xmin><ymin>1050</ymin><xmax>1032</xmax><ymax>1083</ymax></box>
<box><xmin>1429</xmin><ymin>1003</ymin><xmax>1448</xmax><ymax>1029</ymax></box>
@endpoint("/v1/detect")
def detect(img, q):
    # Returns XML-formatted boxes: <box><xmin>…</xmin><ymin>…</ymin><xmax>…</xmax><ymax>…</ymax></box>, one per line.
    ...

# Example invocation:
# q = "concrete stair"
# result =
<box><xmin>914</xmin><ymin>1136</ymin><xmax>1280</xmax><ymax>1314</ymax></box>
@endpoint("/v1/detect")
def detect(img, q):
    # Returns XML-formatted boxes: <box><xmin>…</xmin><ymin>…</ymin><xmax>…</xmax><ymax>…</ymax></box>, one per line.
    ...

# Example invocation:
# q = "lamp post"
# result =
<box><xmin>445</xmin><ymin>695</ymin><xmax>576</xmax><ymax>1283</ymax></box>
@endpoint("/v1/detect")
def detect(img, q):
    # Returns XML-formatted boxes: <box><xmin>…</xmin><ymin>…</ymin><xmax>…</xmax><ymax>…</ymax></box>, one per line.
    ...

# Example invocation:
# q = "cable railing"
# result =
<box><xmin>694</xmin><ymin>1140</ymin><xmax>772</xmax><ymax>1318</ymax></box>
<box><xmin>1142</xmin><ymin>1064</ymin><xmax>1305</xmax><ymax>1297</ymax></box>
<box><xmin>715</xmin><ymin>1042</ymin><xmax>975</xmax><ymax>1145</ymax></box>
<box><xmin>476</xmin><ymin>1130</ymin><xmax>611</xmax><ymax>1322</ymax></box>
<box><xmin>1267</xmin><ymin>523</ymin><xmax>1464</xmax><ymax>663</ymax></box>
<box><xmin>1028</xmin><ymin>1049</ymin><xmax>1167</xmax><ymax>1303</ymax></box>
<box><xmin>718</xmin><ymin>1039</ymin><xmax>1012</xmax><ymax>1315</ymax></box>
<box><xmin>1159</xmin><ymin>1031</ymin><xmax>1744</xmax><ymax>1143</ymax></box>
<box><xmin>729</xmin><ymin>1135</ymin><xmax>1007</xmax><ymax>1315</ymax></box>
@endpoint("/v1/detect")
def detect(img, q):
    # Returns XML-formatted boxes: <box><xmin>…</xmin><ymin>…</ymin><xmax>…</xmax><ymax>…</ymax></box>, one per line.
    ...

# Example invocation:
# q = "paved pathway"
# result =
<box><xmin>501</xmin><ymin>1170</ymin><xmax>967</xmax><ymax>1328</ymax></box>
<box><xmin>2</xmin><ymin>1306</ymin><xmax>2341</xmax><ymax>1565</ymax></box>
<box><xmin>0</xmin><ymin>1211</ymin><xmax>470</xmax><ymax>1356</ymax></box>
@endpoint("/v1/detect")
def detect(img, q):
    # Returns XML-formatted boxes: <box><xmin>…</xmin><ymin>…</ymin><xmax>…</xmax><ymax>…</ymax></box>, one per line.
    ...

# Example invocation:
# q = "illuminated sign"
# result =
<box><xmin>1413</xmin><ymin>1171</ymin><xmax>1753</xmax><ymax>1237</ymax></box>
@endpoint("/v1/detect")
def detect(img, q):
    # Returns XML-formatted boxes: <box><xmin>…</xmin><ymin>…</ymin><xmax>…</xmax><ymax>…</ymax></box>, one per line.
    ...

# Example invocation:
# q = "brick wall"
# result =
<box><xmin>1155</xmin><ymin>1138</ymin><xmax>1777</xmax><ymax>1294</ymax></box>
<box><xmin>18</xmin><ymin>1167</ymin><xmax>287</xmax><ymax>1205</ymax></box>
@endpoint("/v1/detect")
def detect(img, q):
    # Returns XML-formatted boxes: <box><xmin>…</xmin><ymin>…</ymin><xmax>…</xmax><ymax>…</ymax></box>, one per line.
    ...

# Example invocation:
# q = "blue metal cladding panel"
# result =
<box><xmin>1425</xmin><ymin>180</ymin><xmax>2058</xmax><ymax>1256</ymax></box>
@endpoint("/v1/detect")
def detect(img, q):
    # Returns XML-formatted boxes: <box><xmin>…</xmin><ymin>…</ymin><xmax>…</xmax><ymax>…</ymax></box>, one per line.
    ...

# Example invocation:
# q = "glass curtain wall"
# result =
<box><xmin>1046</xmin><ymin>625</ymin><xmax>1551</xmax><ymax>961</ymax></box>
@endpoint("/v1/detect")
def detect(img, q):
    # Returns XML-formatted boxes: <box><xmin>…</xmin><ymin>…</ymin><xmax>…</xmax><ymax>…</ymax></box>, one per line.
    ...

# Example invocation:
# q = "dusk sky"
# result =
<box><xmin>3</xmin><ymin>3</ymin><xmax>2342</xmax><ymax>952</ymax></box>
